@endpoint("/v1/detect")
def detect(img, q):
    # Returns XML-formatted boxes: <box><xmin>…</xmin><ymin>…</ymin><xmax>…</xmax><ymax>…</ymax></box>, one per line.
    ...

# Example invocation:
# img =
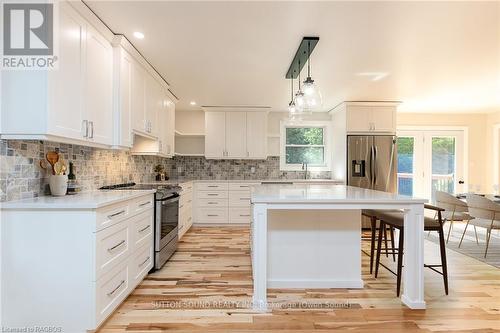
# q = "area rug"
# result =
<box><xmin>425</xmin><ymin>222</ymin><xmax>500</xmax><ymax>268</ymax></box>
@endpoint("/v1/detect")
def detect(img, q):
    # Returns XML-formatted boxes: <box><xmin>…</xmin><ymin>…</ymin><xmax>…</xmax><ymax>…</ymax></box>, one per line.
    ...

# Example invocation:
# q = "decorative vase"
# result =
<box><xmin>49</xmin><ymin>174</ymin><xmax>68</xmax><ymax>196</ymax></box>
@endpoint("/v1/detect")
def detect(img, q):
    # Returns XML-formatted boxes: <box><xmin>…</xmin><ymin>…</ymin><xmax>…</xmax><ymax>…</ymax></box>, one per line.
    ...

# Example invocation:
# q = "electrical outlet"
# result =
<box><xmin>250</xmin><ymin>167</ymin><xmax>255</xmax><ymax>173</ymax></box>
<box><xmin>177</xmin><ymin>166</ymin><xmax>183</xmax><ymax>173</ymax></box>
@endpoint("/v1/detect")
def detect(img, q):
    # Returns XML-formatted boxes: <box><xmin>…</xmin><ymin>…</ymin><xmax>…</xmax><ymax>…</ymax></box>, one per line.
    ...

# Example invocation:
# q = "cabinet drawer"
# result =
<box><xmin>96</xmin><ymin>220</ymin><xmax>130</xmax><ymax>279</ymax></box>
<box><xmin>197</xmin><ymin>198</ymin><xmax>228</xmax><ymax>207</ymax></box>
<box><xmin>96</xmin><ymin>201</ymin><xmax>131</xmax><ymax>231</ymax></box>
<box><xmin>196</xmin><ymin>191</ymin><xmax>228</xmax><ymax>199</ymax></box>
<box><xmin>195</xmin><ymin>208</ymin><xmax>228</xmax><ymax>223</ymax></box>
<box><xmin>95</xmin><ymin>260</ymin><xmax>130</xmax><ymax>326</ymax></box>
<box><xmin>229</xmin><ymin>191</ymin><xmax>251</xmax><ymax>207</ymax></box>
<box><xmin>131</xmin><ymin>210</ymin><xmax>153</xmax><ymax>251</ymax></box>
<box><xmin>228</xmin><ymin>183</ymin><xmax>258</xmax><ymax>191</ymax></box>
<box><xmin>132</xmin><ymin>243</ymin><xmax>153</xmax><ymax>284</ymax></box>
<box><xmin>130</xmin><ymin>195</ymin><xmax>154</xmax><ymax>216</ymax></box>
<box><xmin>196</xmin><ymin>183</ymin><xmax>228</xmax><ymax>191</ymax></box>
<box><xmin>229</xmin><ymin>207</ymin><xmax>251</xmax><ymax>224</ymax></box>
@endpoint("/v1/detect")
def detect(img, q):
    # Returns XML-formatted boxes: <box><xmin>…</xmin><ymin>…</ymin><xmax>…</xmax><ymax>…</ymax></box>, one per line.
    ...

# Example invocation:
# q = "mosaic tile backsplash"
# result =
<box><xmin>0</xmin><ymin>140</ymin><xmax>331</xmax><ymax>202</ymax></box>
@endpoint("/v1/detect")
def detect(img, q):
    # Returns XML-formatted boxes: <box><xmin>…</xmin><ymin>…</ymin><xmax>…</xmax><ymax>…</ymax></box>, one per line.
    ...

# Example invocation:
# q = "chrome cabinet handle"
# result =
<box><xmin>107</xmin><ymin>279</ymin><xmax>125</xmax><ymax>297</ymax></box>
<box><xmin>207</xmin><ymin>214</ymin><xmax>219</xmax><ymax>217</ymax></box>
<box><xmin>138</xmin><ymin>225</ymin><xmax>150</xmax><ymax>233</ymax></box>
<box><xmin>240</xmin><ymin>197</ymin><xmax>250</xmax><ymax>200</ymax></box>
<box><xmin>82</xmin><ymin>120</ymin><xmax>88</xmax><ymax>138</ymax></box>
<box><xmin>239</xmin><ymin>185</ymin><xmax>249</xmax><ymax>188</ymax></box>
<box><xmin>138</xmin><ymin>201</ymin><xmax>150</xmax><ymax>207</ymax></box>
<box><xmin>107</xmin><ymin>210</ymin><xmax>125</xmax><ymax>219</ymax></box>
<box><xmin>107</xmin><ymin>240</ymin><xmax>126</xmax><ymax>252</ymax></box>
<box><xmin>208</xmin><ymin>202</ymin><xmax>218</xmax><ymax>204</ymax></box>
<box><xmin>89</xmin><ymin>121</ymin><xmax>94</xmax><ymax>139</ymax></box>
<box><xmin>239</xmin><ymin>214</ymin><xmax>250</xmax><ymax>217</ymax></box>
<box><xmin>207</xmin><ymin>194</ymin><xmax>218</xmax><ymax>196</ymax></box>
<box><xmin>139</xmin><ymin>256</ymin><xmax>150</xmax><ymax>267</ymax></box>
<box><xmin>207</xmin><ymin>185</ymin><xmax>219</xmax><ymax>188</ymax></box>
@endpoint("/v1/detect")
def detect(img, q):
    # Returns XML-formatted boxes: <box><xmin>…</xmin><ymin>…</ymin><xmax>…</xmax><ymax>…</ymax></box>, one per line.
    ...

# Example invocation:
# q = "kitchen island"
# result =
<box><xmin>250</xmin><ymin>184</ymin><xmax>427</xmax><ymax>310</ymax></box>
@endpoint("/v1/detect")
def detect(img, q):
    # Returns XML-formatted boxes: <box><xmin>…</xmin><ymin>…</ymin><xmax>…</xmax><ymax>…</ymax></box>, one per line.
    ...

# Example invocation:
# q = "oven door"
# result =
<box><xmin>155</xmin><ymin>195</ymin><xmax>179</xmax><ymax>251</ymax></box>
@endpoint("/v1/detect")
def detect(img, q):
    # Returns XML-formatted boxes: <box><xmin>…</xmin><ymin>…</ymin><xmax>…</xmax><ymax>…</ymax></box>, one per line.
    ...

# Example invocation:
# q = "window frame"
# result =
<box><xmin>280</xmin><ymin>120</ymin><xmax>332</xmax><ymax>171</ymax></box>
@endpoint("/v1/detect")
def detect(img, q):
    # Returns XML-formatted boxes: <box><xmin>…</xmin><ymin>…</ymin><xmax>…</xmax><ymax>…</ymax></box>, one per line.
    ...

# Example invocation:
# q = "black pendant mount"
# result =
<box><xmin>285</xmin><ymin>36</ymin><xmax>319</xmax><ymax>79</ymax></box>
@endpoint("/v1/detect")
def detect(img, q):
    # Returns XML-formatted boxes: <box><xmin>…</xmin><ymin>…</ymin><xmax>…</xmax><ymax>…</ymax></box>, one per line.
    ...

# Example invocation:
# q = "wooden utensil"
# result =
<box><xmin>54</xmin><ymin>160</ymin><xmax>64</xmax><ymax>175</ymax></box>
<box><xmin>46</xmin><ymin>151</ymin><xmax>59</xmax><ymax>175</ymax></box>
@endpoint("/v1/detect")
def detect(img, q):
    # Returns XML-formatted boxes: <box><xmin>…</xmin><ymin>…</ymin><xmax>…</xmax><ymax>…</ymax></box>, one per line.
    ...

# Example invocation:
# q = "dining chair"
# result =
<box><xmin>464</xmin><ymin>194</ymin><xmax>500</xmax><ymax>258</ymax></box>
<box><xmin>435</xmin><ymin>191</ymin><xmax>476</xmax><ymax>244</ymax></box>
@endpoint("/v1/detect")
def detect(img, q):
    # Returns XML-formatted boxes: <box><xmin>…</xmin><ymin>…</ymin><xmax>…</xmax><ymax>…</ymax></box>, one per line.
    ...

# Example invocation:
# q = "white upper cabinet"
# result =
<box><xmin>226</xmin><ymin>112</ymin><xmax>247</xmax><ymax>158</ymax></box>
<box><xmin>204</xmin><ymin>111</ymin><xmax>268</xmax><ymax>159</ymax></box>
<box><xmin>130</xmin><ymin>60</ymin><xmax>147</xmax><ymax>135</ymax></box>
<box><xmin>112</xmin><ymin>45</ymin><xmax>133</xmax><ymax>148</ymax></box>
<box><xmin>164</xmin><ymin>97</ymin><xmax>176</xmax><ymax>157</ymax></box>
<box><xmin>204</xmin><ymin>112</ymin><xmax>226</xmax><ymax>158</ymax></box>
<box><xmin>343</xmin><ymin>102</ymin><xmax>398</xmax><ymax>134</ymax></box>
<box><xmin>246</xmin><ymin>112</ymin><xmax>268</xmax><ymax>159</ymax></box>
<box><xmin>0</xmin><ymin>1</ymin><xmax>113</xmax><ymax>148</ymax></box>
<box><xmin>85</xmin><ymin>26</ymin><xmax>113</xmax><ymax>146</ymax></box>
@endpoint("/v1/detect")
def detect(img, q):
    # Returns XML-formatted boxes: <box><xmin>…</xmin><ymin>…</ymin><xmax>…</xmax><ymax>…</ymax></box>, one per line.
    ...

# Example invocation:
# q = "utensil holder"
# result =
<box><xmin>49</xmin><ymin>174</ymin><xmax>68</xmax><ymax>196</ymax></box>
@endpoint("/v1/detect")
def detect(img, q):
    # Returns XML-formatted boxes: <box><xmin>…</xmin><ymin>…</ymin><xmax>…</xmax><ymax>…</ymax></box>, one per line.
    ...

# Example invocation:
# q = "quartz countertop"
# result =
<box><xmin>141</xmin><ymin>179</ymin><xmax>342</xmax><ymax>185</ymax></box>
<box><xmin>0</xmin><ymin>190</ymin><xmax>156</xmax><ymax>210</ymax></box>
<box><xmin>250</xmin><ymin>184</ymin><xmax>427</xmax><ymax>204</ymax></box>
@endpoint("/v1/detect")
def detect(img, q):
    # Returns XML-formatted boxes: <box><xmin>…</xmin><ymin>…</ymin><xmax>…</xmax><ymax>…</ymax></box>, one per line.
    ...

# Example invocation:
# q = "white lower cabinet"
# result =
<box><xmin>1</xmin><ymin>193</ymin><xmax>155</xmax><ymax>333</ymax></box>
<box><xmin>178</xmin><ymin>182</ymin><xmax>194</xmax><ymax>238</ymax></box>
<box><xmin>194</xmin><ymin>182</ymin><xmax>258</xmax><ymax>224</ymax></box>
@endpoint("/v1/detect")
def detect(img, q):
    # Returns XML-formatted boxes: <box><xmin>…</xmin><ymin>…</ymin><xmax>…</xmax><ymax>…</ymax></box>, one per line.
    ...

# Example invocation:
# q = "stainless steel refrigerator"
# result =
<box><xmin>347</xmin><ymin>135</ymin><xmax>397</xmax><ymax>193</ymax></box>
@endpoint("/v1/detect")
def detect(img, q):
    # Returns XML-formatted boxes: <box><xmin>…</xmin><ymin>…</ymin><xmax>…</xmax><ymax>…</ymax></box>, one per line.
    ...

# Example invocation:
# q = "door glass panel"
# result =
<box><xmin>397</xmin><ymin>137</ymin><xmax>414</xmax><ymax>196</ymax></box>
<box><xmin>431</xmin><ymin>137</ymin><xmax>456</xmax><ymax>201</ymax></box>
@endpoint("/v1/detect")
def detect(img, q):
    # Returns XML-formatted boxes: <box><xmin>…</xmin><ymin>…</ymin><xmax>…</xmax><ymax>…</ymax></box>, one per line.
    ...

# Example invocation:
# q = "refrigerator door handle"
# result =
<box><xmin>373</xmin><ymin>145</ymin><xmax>378</xmax><ymax>186</ymax></box>
<box><xmin>369</xmin><ymin>145</ymin><xmax>374</xmax><ymax>188</ymax></box>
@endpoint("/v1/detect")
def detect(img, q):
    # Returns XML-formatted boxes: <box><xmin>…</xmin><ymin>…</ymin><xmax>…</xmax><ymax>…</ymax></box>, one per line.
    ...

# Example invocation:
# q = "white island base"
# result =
<box><xmin>266</xmin><ymin>210</ymin><xmax>362</xmax><ymax>289</ymax></box>
<box><xmin>250</xmin><ymin>184</ymin><xmax>427</xmax><ymax>311</ymax></box>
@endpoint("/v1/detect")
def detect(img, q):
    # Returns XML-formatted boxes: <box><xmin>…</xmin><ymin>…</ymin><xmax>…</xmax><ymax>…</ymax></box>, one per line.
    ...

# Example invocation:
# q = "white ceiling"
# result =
<box><xmin>85</xmin><ymin>1</ymin><xmax>500</xmax><ymax>114</ymax></box>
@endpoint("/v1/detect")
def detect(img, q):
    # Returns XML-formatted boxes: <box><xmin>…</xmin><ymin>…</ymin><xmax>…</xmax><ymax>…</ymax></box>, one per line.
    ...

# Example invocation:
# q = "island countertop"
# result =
<box><xmin>250</xmin><ymin>184</ymin><xmax>427</xmax><ymax>204</ymax></box>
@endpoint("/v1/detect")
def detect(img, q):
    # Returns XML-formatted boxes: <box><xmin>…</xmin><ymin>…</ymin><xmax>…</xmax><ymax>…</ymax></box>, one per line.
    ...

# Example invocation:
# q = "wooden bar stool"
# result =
<box><xmin>362</xmin><ymin>210</ymin><xmax>396</xmax><ymax>274</ymax></box>
<box><xmin>373</xmin><ymin>204</ymin><xmax>449</xmax><ymax>296</ymax></box>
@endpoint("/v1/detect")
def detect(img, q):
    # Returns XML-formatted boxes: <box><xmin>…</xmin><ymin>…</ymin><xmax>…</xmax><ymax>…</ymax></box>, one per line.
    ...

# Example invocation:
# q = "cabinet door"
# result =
<box><xmin>204</xmin><ymin>112</ymin><xmax>226</xmax><ymax>158</ymax></box>
<box><xmin>371</xmin><ymin>106</ymin><xmax>396</xmax><ymax>133</ymax></box>
<box><xmin>165</xmin><ymin>98</ymin><xmax>175</xmax><ymax>157</ymax></box>
<box><xmin>246</xmin><ymin>112</ymin><xmax>267</xmax><ymax>159</ymax></box>
<box><xmin>85</xmin><ymin>26</ymin><xmax>113</xmax><ymax>145</ymax></box>
<box><xmin>346</xmin><ymin>106</ymin><xmax>372</xmax><ymax>133</ymax></box>
<box><xmin>225</xmin><ymin>112</ymin><xmax>247</xmax><ymax>158</ymax></box>
<box><xmin>130</xmin><ymin>60</ymin><xmax>146</xmax><ymax>134</ymax></box>
<box><xmin>158</xmin><ymin>102</ymin><xmax>168</xmax><ymax>156</ymax></box>
<box><xmin>117</xmin><ymin>50</ymin><xmax>133</xmax><ymax>147</ymax></box>
<box><xmin>145</xmin><ymin>75</ymin><xmax>161</xmax><ymax>138</ymax></box>
<box><xmin>47</xmin><ymin>2</ymin><xmax>86</xmax><ymax>140</ymax></box>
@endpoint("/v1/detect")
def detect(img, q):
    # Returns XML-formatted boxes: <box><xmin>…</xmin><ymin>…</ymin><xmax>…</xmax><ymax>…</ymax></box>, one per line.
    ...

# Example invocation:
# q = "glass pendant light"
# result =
<box><xmin>288</xmin><ymin>76</ymin><xmax>302</xmax><ymax>122</ymax></box>
<box><xmin>302</xmin><ymin>41</ymin><xmax>322</xmax><ymax>110</ymax></box>
<box><xmin>294</xmin><ymin>60</ymin><xmax>305</xmax><ymax>112</ymax></box>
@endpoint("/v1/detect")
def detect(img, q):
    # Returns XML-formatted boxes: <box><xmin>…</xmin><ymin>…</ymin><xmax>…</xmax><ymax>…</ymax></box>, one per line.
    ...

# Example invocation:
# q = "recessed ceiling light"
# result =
<box><xmin>133</xmin><ymin>31</ymin><xmax>144</xmax><ymax>39</ymax></box>
<box><xmin>190</xmin><ymin>101</ymin><xmax>196</xmax><ymax>106</ymax></box>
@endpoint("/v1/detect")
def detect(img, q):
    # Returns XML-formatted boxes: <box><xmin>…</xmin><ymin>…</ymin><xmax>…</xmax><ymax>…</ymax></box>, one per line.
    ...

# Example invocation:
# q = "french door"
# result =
<box><xmin>397</xmin><ymin>129</ymin><xmax>466</xmax><ymax>201</ymax></box>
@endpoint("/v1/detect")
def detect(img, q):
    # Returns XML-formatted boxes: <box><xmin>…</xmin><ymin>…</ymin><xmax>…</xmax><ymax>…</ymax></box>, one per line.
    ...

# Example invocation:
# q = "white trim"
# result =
<box><xmin>494</xmin><ymin>124</ymin><xmax>500</xmax><ymax>193</ymax></box>
<box><xmin>279</xmin><ymin>120</ymin><xmax>332</xmax><ymax>171</ymax></box>
<box><xmin>267</xmin><ymin>279</ymin><xmax>363</xmax><ymax>289</ymax></box>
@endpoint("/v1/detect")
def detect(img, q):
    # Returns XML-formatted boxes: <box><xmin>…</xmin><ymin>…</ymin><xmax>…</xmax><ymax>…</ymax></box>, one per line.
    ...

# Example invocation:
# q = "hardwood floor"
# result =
<box><xmin>98</xmin><ymin>227</ymin><xmax>500</xmax><ymax>332</ymax></box>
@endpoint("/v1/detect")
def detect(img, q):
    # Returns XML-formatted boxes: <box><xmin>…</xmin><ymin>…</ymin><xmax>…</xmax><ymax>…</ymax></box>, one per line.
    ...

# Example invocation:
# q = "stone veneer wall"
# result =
<box><xmin>0</xmin><ymin>140</ymin><xmax>331</xmax><ymax>202</ymax></box>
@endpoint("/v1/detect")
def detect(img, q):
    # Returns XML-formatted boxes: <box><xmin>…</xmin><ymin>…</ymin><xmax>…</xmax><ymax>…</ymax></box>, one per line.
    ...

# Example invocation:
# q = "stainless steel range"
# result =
<box><xmin>99</xmin><ymin>182</ymin><xmax>181</xmax><ymax>270</ymax></box>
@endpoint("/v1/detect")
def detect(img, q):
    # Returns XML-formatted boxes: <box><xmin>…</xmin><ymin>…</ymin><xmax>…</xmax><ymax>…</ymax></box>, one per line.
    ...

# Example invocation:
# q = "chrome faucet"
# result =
<box><xmin>302</xmin><ymin>162</ymin><xmax>308</xmax><ymax>180</ymax></box>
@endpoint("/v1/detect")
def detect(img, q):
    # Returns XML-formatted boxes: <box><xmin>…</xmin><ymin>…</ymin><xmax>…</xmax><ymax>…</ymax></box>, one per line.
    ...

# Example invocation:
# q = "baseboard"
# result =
<box><xmin>267</xmin><ymin>279</ymin><xmax>364</xmax><ymax>289</ymax></box>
